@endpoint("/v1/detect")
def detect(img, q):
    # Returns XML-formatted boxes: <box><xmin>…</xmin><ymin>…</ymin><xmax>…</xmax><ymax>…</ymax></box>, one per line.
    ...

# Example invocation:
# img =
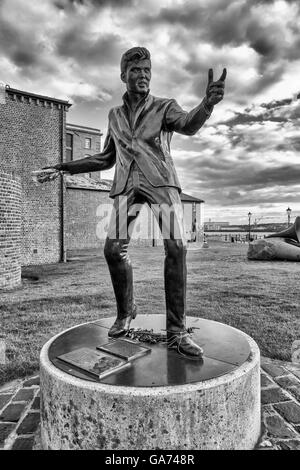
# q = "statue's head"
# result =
<box><xmin>120</xmin><ymin>46</ymin><xmax>151</xmax><ymax>95</ymax></box>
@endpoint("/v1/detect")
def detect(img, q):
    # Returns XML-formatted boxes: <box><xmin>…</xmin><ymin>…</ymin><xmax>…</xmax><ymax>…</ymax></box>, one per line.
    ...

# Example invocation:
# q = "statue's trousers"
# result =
<box><xmin>104</xmin><ymin>162</ymin><xmax>187</xmax><ymax>333</ymax></box>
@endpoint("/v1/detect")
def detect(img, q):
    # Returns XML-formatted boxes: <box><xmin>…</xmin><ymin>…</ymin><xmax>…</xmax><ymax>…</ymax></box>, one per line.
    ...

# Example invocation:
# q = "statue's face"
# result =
<box><xmin>121</xmin><ymin>58</ymin><xmax>151</xmax><ymax>94</ymax></box>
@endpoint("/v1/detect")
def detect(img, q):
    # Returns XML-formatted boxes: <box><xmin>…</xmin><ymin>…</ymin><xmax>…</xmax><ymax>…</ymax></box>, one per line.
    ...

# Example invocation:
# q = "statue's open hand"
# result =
<box><xmin>206</xmin><ymin>68</ymin><xmax>226</xmax><ymax>106</ymax></box>
<box><xmin>31</xmin><ymin>168</ymin><xmax>61</xmax><ymax>184</ymax></box>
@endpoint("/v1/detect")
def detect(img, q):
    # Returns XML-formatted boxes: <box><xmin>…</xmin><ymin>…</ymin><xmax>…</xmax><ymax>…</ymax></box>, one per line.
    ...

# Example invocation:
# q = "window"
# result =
<box><xmin>66</xmin><ymin>133</ymin><xmax>73</xmax><ymax>162</ymax></box>
<box><xmin>95</xmin><ymin>141</ymin><xmax>101</xmax><ymax>152</ymax></box>
<box><xmin>66</xmin><ymin>149</ymin><xmax>73</xmax><ymax>162</ymax></box>
<box><xmin>66</xmin><ymin>133</ymin><xmax>73</xmax><ymax>148</ymax></box>
<box><xmin>85</xmin><ymin>138</ymin><xmax>91</xmax><ymax>149</ymax></box>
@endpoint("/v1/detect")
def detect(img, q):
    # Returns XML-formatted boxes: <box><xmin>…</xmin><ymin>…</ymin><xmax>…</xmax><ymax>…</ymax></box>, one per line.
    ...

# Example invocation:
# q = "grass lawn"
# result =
<box><xmin>1</xmin><ymin>241</ymin><xmax>299</xmax><ymax>386</ymax></box>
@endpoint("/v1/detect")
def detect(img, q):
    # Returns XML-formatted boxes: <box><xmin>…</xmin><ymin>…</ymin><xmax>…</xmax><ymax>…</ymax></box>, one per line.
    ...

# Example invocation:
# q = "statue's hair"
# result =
<box><xmin>120</xmin><ymin>47</ymin><xmax>151</xmax><ymax>74</ymax></box>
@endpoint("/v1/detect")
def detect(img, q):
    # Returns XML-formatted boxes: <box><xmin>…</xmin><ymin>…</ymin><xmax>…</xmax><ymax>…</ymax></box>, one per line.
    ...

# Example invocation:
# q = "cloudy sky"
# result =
<box><xmin>1</xmin><ymin>0</ymin><xmax>300</xmax><ymax>224</ymax></box>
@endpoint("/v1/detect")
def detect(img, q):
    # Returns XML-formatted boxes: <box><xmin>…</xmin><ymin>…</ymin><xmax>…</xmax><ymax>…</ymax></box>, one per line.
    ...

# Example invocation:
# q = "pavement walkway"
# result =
<box><xmin>1</xmin><ymin>356</ymin><xmax>300</xmax><ymax>450</ymax></box>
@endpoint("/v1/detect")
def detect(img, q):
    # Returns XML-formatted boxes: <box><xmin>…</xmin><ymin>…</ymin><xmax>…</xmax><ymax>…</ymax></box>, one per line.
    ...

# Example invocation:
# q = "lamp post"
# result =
<box><xmin>248</xmin><ymin>212</ymin><xmax>252</xmax><ymax>242</ymax></box>
<box><xmin>286</xmin><ymin>207</ymin><xmax>292</xmax><ymax>227</ymax></box>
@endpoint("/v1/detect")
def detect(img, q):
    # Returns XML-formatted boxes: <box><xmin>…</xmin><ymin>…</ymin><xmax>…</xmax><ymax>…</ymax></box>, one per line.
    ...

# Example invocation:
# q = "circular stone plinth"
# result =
<box><xmin>40</xmin><ymin>315</ymin><xmax>261</xmax><ymax>450</ymax></box>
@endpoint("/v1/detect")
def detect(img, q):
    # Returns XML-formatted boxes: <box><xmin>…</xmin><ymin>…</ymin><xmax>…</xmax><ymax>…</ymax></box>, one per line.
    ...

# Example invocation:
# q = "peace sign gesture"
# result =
<box><xmin>206</xmin><ymin>68</ymin><xmax>227</xmax><ymax>106</ymax></box>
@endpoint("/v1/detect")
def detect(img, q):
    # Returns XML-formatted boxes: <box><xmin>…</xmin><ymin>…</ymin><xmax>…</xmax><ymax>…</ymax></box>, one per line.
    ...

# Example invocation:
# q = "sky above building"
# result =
<box><xmin>1</xmin><ymin>0</ymin><xmax>300</xmax><ymax>224</ymax></box>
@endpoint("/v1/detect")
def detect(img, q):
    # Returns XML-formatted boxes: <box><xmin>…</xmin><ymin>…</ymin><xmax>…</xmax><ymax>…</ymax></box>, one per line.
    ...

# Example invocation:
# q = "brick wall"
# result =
<box><xmin>0</xmin><ymin>170</ymin><xmax>21</xmax><ymax>289</ymax></box>
<box><xmin>65</xmin><ymin>187</ymin><xmax>154</xmax><ymax>250</ymax></box>
<box><xmin>0</xmin><ymin>89</ymin><xmax>69</xmax><ymax>265</ymax></box>
<box><xmin>65</xmin><ymin>188</ymin><xmax>110</xmax><ymax>249</ymax></box>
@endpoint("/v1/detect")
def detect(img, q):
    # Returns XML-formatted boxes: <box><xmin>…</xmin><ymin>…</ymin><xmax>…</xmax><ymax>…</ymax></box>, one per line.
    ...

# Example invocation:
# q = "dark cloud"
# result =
<box><xmin>289</xmin><ymin>105</ymin><xmax>300</xmax><ymax>119</ymax></box>
<box><xmin>0</xmin><ymin>16</ymin><xmax>56</xmax><ymax>76</ymax></box>
<box><xmin>138</xmin><ymin>0</ymin><xmax>300</xmax><ymax>59</ymax></box>
<box><xmin>224</xmin><ymin>111</ymin><xmax>288</xmax><ymax>127</ymax></box>
<box><xmin>289</xmin><ymin>137</ymin><xmax>300</xmax><ymax>152</ymax></box>
<box><xmin>184</xmin><ymin>158</ymin><xmax>264</xmax><ymax>189</ymax></box>
<box><xmin>249</xmin><ymin>37</ymin><xmax>276</xmax><ymax>57</ymax></box>
<box><xmin>202</xmin><ymin>186</ymin><xmax>300</xmax><ymax>207</ymax></box>
<box><xmin>180</xmin><ymin>158</ymin><xmax>300</xmax><ymax>207</ymax></box>
<box><xmin>0</xmin><ymin>19</ymin><xmax>37</xmax><ymax>67</ymax></box>
<box><xmin>137</xmin><ymin>0</ymin><xmax>300</xmax><ymax>101</ymax></box>
<box><xmin>221</xmin><ymin>94</ymin><xmax>300</xmax><ymax>127</ymax></box>
<box><xmin>261</xmin><ymin>98</ymin><xmax>292</xmax><ymax>109</ymax></box>
<box><xmin>56</xmin><ymin>29</ymin><xmax>125</xmax><ymax>66</ymax></box>
<box><xmin>54</xmin><ymin>0</ymin><xmax>135</xmax><ymax>9</ymax></box>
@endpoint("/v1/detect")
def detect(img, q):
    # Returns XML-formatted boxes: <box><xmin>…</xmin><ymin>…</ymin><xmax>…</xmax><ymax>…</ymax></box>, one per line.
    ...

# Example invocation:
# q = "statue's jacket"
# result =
<box><xmin>58</xmin><ymin>92</ymin><xmax>212</xmax><ymax>198</ymax></box>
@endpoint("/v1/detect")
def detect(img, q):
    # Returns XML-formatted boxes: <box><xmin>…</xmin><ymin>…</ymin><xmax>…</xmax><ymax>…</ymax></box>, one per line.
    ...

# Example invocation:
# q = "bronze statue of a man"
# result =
<box><xmin>51</xmin><ymin>47</ymin><xmax>226</xmax><ymax>358</ymax></box>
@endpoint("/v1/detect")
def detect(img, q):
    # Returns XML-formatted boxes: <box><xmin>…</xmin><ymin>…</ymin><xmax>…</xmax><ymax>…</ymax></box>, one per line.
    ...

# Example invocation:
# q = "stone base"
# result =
<box><xmin>40</xmin><ymin>315</ymin><xmax>261</xmax><ymax>450</ymax></box>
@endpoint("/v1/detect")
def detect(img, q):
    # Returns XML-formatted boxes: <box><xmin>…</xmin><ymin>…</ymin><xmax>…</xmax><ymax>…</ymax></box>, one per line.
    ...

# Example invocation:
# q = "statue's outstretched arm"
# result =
<box><xmin>54</xmin><ymin>129</ymin><xmax>116</xmax><ymax>175</ymax></box>
<box><xmin>164</xmin><ymin>68</ymin><xmax>226</xmax><ymax>136</ymax></box>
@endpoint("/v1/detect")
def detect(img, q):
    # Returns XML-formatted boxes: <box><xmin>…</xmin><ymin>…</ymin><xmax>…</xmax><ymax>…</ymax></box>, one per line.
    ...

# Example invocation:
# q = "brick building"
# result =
<box><xmin>66</xmin><ymin>123</ymin><xmax>103</xmax><ymax>182</ymax></box>
<box><xmin>0</xmin><ymin>86</ymin><xmax>71</xmax><ymax>266</ymax></box>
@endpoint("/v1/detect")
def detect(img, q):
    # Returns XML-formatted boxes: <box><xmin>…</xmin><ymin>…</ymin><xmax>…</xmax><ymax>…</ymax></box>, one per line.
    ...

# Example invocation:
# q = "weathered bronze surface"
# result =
<box><xmin>49</xmin><ymin>315</ymin><xmax>250</xmax><ymax>387</ymax></box>
<box><xmin>51</xmin><ymin>47</ymin><xmax>226</xmax><ymax>358</ymax></box>
<box><xmin>97</xmin><ymin>339</ymin><xmax>151</xmax><ymax>361</ymax></box>
<box><xmin>57</xmin><ymin>347</ymin><xmax>128</xmax><ymax>379</ymax></box>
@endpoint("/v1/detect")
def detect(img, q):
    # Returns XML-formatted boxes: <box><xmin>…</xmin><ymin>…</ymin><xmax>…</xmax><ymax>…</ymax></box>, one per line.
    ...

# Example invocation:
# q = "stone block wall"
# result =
<box><xmin>0</xmin><ymin>170</ymin><xmax>21</xmax><ymax>289</ymax></box>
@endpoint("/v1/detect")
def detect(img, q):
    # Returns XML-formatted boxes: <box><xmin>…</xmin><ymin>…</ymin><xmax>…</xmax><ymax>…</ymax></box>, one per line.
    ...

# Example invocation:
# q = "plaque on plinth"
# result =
<box><xmin>97</xmin><ymin>339</ymin><xmax>151</xmax><ymax>361</ymax></box>
<box><xmin>57</xmin><ymin>347</ymin><xmax>130</xmax><ymax>379</ymax></box>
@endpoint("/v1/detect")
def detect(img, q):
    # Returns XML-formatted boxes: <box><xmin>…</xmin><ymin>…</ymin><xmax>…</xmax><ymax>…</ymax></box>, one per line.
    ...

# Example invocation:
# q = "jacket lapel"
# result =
<box><xmin>133</xmin><ymin>93</ymin><xmax>152</xmax><ymax>131</ymax></box>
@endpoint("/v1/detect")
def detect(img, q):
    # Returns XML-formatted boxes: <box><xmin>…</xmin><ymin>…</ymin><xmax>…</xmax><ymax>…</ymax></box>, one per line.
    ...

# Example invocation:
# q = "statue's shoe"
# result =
<box><xmin>108</xmin><ymin>305</ymin><xmax>137</xmax><ymax>338</ymax></box>
<box><xmin>167</xmin><ymin>331</ymin><xmax>204</xmax><ymax>358</ymax></box>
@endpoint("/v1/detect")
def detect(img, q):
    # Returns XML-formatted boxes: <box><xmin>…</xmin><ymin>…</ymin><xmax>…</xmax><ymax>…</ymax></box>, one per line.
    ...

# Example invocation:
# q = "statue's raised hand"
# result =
<box><xmin>206</xmin><ymin>68</ymin><xmax>226</xmax><ymax>106</ymax></box>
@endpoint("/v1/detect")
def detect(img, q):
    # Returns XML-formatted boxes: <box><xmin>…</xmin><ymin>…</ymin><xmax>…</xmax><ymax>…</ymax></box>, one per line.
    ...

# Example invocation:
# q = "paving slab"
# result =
<box><xmin>11</xmin><ymin>436</ymin><xmax>35</xmax><ymax>450</ymax></box>
<box><xmin>261</xmin><ymin>363</ymin><xmax>289</xmax><ymax>378</ymax></box>
<box><xmin>275</xmin><ymin>375</ymin><xmax>300</xmax><ymax>388</ymax></box>
<box><xmin>13</xmin><ymin>388</ymin><xmax>35</xmax><ymax>403</ymax></box>
<box><xmin>277</xmin><ymin>440</ymin><xmax>300</xmax><ymax>450</ymax></box>
<box><xmin>0</xmin><ymin>423</ymin><xmax>16</xmax><ymax>444</ymax></box>
<box><xmin>274</xmin><ymin>401</ymin><xmax>300</xmax><ymax>424</ymax></box>
<box><xmin>0</xmin><ymin>394</ymin><xmax>13</xmax><ymax>411</ymax></box>
<box><xmin>0</xmin><ymin>403</ymin><xmax>26</xmax><ymax>422</ymax></box>
<box><xmin>17</xmin><ymin>412</ymin><xmax>40</xmax><ymax>435</ymax></box>
<box><xmin>264</xmin><ymin>414</ymin><xmax>297</xmax><ymax>439</ymax></box>
<box><xmin>261</xmin><ymin>374</ymin><xmax>275</xmax><ymax>388</ymax></box>
<box><xmin>23</xmin><ymin>376</ymin><xmax>40</xmax><ymax>387</ymax></box>
<box><xmin>261</xmin><ymin>387</ymin><xmax>291</xmax><ymax>405</ymax></box>
<box><xmin>31</xmin><ymin>396</ymin><xmax>40</xmax><ymax>410</ymax></box>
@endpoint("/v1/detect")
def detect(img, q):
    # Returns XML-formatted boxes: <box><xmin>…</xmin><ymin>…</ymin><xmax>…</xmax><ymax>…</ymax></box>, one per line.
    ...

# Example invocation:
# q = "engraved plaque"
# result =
<box><xmin>57</xmin><ymin>347</ymin><xmax>130</xmax><ymax>379</ymax></box>
<box><xmin>97</xmin><ymin>339</ymin><xmax>151</xmax><ymax>361</ymax></box>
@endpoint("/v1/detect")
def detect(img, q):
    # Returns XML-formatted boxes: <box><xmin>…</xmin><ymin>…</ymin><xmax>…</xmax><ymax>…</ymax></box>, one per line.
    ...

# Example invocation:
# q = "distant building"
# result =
<box><xmin>204</xmin><ymin>220</ymin><xmax>230</xmax><ymax>231</ymax></box>
<box><xmin>66</xmin><ymin>123</ymin><xmax>103</xmax><ymax>182</ymax></box>
<box><xmin>181</xmin><ymin>193</ymin><xmax>204</xmax><ymax>243</ymax></box>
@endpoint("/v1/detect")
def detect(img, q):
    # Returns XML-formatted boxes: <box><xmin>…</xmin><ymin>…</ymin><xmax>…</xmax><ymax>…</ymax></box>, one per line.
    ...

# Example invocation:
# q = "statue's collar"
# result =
<box><xmin>122</xmin><ymin>90</ymin><xmax>150</xmax><ymax>108</ymax></box>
